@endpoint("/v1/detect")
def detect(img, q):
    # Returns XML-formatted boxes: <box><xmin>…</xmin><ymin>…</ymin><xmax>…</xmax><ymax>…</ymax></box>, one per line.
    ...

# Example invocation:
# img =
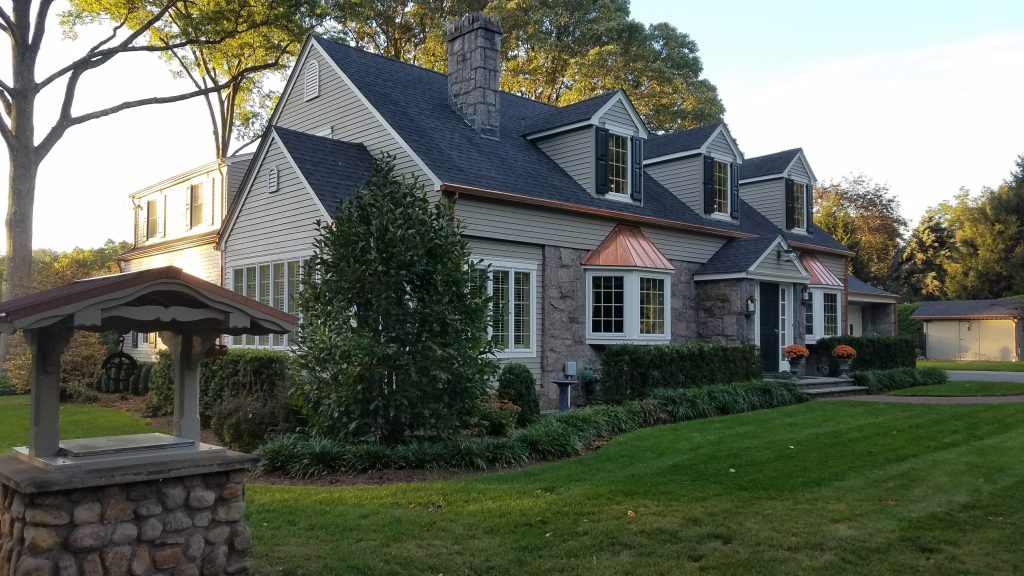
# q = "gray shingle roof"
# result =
<box><xmin>645</xmin><ymin>124</ymin><xmax>721</xmax><ymax>160</ymax></box>
<box><xmin>696</xmin><ymin>236</ymin><xmax>777</xmax><ymax>275</ymax></box>
<box><xmin>273</xmin><ymin>126</ymin><xmax>373</xmax><ymax>216</ymax></box>
<box><xmin>518</xmin><ymin>90</ymin><xmax>620</xmax><ymax>135</ymax></box>
<box><xmin>306</xmin><ymin>37</ymin><xmax>849</xmax><ymax>254</ymax></box>
<box><xmin>911</xmin><ymin>298</ymin><xmax>1024</xmax><ymax>320</ymax></box>
<box><xmin>848</xmin><ymin>275</ymin><xmax>897</xmax><ymax>297</ymax></box>
<box><xmin>739</xmin><ymin>149</ymin><xmax>801</xmax><ymax>180</ymax></box>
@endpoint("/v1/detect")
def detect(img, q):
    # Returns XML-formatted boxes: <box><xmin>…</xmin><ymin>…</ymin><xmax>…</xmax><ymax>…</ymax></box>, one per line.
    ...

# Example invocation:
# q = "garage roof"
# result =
<box><xmin>911</xmin><ymin>297</ymin><xmax>1024</xmax><ymax>320</ymax></box>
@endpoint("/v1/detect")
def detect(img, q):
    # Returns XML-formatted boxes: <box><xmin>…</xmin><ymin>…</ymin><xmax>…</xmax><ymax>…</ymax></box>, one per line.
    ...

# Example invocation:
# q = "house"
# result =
<box><xmin>912</xmin><ymin>298</ymin><xmax>1023</xmax><ymax>361</ymax></box>
<box><xmin>116</xmin><ymin>153</ymin><xmax>253</xmax><ymax>360</ymax></box>
<box><xmin>126</xmin><ymin>13</ymin><xmax>896</xmax><ymax>404</ymax></box>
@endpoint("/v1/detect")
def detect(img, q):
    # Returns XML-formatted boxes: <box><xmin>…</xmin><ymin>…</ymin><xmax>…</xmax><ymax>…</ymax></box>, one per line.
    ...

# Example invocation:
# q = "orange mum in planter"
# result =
<box><xmin>832</xmin><ymin>344</ymin><xmax>857</xmax><ymax>359</ymax></box>
<box><xmin>783</xmin><ymin>344</ymin><xmax>810</xmax><ymax>360</ymax></box>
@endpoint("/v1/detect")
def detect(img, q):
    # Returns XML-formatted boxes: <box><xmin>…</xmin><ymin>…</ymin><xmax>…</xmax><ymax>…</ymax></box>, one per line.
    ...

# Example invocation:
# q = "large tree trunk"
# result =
<box><xmin>5</xmin><ymin>146</ymin><xmax>37</xmax><ymax>301</ymax></box>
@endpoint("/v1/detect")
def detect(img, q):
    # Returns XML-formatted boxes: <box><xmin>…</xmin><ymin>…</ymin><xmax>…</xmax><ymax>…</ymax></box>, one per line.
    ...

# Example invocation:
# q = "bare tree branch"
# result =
<box><xmin>0</xmin><ymin>85</ymin><xmax>12</xmax><ymax>118</ymax></box>
<box><xmin>0</xmin><ymin>7</ymin><xmax>16</xmax><ymax>43</ymax></box>
<box><xmin>0</xmin><ymin>114</ymin><xmax>11</xmax><ymax>147</ymax></box>
<box><xmin>29</xmin><ymin>0</ymin><xmax>55</xmax><ymax>51</ymax></box>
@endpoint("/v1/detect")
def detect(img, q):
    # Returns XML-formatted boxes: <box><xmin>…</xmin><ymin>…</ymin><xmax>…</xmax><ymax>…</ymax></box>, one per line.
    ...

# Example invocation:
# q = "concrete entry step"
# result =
<box><xmin>802</xmin><ymin>385</ymin><xmax>868</xmax><ymax>398</ymax></box>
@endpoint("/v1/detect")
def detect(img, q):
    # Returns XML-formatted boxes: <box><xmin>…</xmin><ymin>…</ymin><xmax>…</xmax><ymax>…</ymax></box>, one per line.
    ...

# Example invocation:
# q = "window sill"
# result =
<box><xmin>708</xmin><ymin>212</ymin><xmax>734</xmax><ymax>222</ymax></box>
<box><xmin>602</xmin><ymin>192</ymin><xmax>636</xmax><ymax>204</ymax></box>
<box><xmin>586</xmin><ymin>336</ymin><xmax>670</xmax><ymax>345</ymax></box>
<box><xmin>495</xmin><ymin>349</ymin><xmax>537</xmax><ymax>359</ymax></box>
<box><xmin>788</xmin><ymin>228</ymin><xmax>810</xmax><ymax>235</ymax></box>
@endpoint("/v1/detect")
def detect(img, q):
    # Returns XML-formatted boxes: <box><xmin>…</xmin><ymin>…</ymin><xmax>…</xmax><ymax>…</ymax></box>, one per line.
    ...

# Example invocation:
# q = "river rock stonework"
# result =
<box><xmin>0</xmin><ymin>469</ymin><xmax>252</xmax><ymax>576</ymax></box>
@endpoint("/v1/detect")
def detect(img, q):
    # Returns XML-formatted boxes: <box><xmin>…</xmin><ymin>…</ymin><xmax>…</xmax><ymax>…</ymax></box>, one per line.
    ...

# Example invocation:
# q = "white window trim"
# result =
<box><xmin>585</xmin><ymin>268</ymin><xmax>672</xmax><ymax>344</ymax></box>
<box><xmin>711</xmin><ymin>158</ymin><xmax>731</xmax><ymax>217</ymax></box>
<box><xmin>805</xmin><ymin>287</ymin><xmax>843</xmax><ymax>342</ymax></box>
<box><xmin>480</xmin><ymin>259</ymin><xmax>537</xmax><ymax>358</ymax></box>
<box><xmin>604</xmin><ymin>127</ymin><xmax>633</xmax><ymax>202</ymax></box>
<box><xmin>228</xmin><ymin>257</ymin><xmax>309</xmax><ymax>350</ymax></box>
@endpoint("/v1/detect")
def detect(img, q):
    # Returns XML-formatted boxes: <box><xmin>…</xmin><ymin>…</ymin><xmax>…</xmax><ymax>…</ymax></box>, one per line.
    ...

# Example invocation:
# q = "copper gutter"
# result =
<box><xmin>788</xmin><ymin>241</ymin><xmax>855</xmax><ymax>258</ymax></box>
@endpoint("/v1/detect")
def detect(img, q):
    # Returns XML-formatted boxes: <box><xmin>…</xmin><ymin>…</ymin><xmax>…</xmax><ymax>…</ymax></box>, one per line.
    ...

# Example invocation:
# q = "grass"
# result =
<box><xmin>918</xmin><ymin>360</ymin><xmax>1024</xmax><ymax>372</ymax></box>
<box><xmin>248</xmin><ymin>401</ymin><xmax>1024</xmax><ymax>575</ymax></box>
<box><xmin>0</xmin><ymin>395</ymin><xmax>158</xmax><ymax>453</ymax></box>
<box><xmin>889</xmin><ymin>380</ymin><xmax>1024</xmax><ymax>397</ymax></box>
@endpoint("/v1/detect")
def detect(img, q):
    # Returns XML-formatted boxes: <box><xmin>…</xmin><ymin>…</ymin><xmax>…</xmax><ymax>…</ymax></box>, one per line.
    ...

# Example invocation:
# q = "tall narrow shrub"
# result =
<box><xmin>496</xmin><ymin>363</ymin><xmax>540</xmax><ymax>425</ymax></box>
<box><xmin>293</xmin><ymin>155</ymin><xmax>497</xmax><ymax>442</ymax></box>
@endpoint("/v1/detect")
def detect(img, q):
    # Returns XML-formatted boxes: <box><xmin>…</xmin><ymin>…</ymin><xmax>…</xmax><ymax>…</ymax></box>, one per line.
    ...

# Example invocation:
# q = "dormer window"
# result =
<box><xmin>595</xmin><ymin>127</ymin><xmax>643</xmax><ymax>201</ymax></box>
<box><xmin>703</xmin><ymin>155</ymin><xmax>739</xmax><ymax>219</ymax></box>
<box><xmin>713</xmin><ymin>160</ymin><xmax>729</xmax><ymax>213</ymax></box>
<box><xmin>793</xmin><ymin>182</ymin><xmax>806</xmax><ymax>229</ymax></box>
<box><xmin>608</xmin><ymin>133</ymin><xmax>629</xmax><ymax>195</ymax></box>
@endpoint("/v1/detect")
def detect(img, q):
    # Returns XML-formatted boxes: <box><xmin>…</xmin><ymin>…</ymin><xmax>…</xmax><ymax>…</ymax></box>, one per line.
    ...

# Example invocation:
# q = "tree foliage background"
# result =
<box><xmin>293</xmin><ymin>155</ymin><xmax>496</xmax><ymax>443</ymax></box>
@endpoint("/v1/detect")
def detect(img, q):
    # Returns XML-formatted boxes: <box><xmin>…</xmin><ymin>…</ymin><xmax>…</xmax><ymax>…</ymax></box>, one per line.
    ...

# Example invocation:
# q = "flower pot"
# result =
<box><xmin>788</xmin><ymin>358</ymin><xmax>804</xmax><ymax>378</ymax></box>
<box><xmin>837</xmin><ymin>358</ymin><xmax>853</xmax><ymax>376</ymax></box>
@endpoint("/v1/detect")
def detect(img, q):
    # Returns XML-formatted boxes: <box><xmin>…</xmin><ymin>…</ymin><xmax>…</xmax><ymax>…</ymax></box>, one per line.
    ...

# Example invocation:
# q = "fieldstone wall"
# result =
<box><xmin>540</xmin><ymin>249</ymin><xmax>701</xmax><ymax>408</ymax></box>
<box><xmin>0</xmin><ymin>469</ymin><xmax>251</xmax><ymax>576</ymax></box>
<box><xmin>861</xmin><ymin>303</ymin><xmax>896</xmax><ymax>336</ymax></box>
<box><xmin>695</xmin><ymin>279</ymin><xmax>757</xmax><ymax>344</ymax></box>
<box><xmin>541</xmin><ymin>246</ymin><xmax>596</xmax><ymax>408</ymax></box>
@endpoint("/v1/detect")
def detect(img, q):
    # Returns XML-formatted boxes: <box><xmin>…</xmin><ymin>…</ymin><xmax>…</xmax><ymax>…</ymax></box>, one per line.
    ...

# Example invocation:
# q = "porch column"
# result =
<box><xmin>25</xmin><ymin>325</ymin><xmax>73</xmax><ymax>458</ymax></box>
<box><xmin>161</xmin><ymin>332</ymin><xmax>216</xmax><ymax>443</ymax></box>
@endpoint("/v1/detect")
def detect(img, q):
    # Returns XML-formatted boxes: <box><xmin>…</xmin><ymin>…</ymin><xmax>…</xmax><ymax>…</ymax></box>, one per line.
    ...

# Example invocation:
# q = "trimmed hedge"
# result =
<box><xmin>496</xmin><ymin>363</ymin><xmax>540</xmax><ymax>426</ymax></box>
<box><xmin>256</xmin><ymin>380</ymin><xmax>808</xmax><ymax>478</ymax></box>
<box><xmin>810</xmin><ymin>336</ymin><xmax>916</xmax><ymax>375</ymax></box>
<box><xmin>599</xmin><ymin>343</ymin><xmax>761</xmax><ymax>403</ymax></box>
<box><xmin>852</xmin><ymin>367</ymin><xmax>947</xmax><ymax>394</ymax></box>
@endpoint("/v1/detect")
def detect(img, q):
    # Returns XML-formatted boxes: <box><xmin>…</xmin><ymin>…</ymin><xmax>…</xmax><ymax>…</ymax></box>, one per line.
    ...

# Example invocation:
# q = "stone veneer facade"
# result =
<box><xmin>695</xmin><ymin>279</ymin><xmax>758</xmax><ymax>344</ymax></box>
<box><xmin>0</xmin><ymin>469</ymin><xmax>251</xmax><ymax>576</ymax></box>
<box><xmin>540</xmin><ymin>246</ymin><xmax>700</xmax><ymax>408</ymax></box>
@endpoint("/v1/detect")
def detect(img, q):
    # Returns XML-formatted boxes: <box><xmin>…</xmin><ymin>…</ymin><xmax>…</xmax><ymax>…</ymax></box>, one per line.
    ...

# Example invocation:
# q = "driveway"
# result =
<box><xmin>947</xmin><ymin>370</ymin><xmax>1024</xmax><ymax>383</ymax></box>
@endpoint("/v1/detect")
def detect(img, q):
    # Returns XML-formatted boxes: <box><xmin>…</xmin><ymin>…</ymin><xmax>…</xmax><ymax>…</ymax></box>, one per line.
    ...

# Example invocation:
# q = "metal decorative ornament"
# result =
<box><xmin>101</xmin><ymin>336</ymin><xmax>138</xmax><ymax>386</ymax></box>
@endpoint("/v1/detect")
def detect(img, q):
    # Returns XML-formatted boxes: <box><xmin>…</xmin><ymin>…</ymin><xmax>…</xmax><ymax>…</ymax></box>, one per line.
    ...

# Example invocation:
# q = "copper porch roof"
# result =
<box><xmin>582</xmin><ymin>224</ymin><xmax>673</xmax><ymax>270</ymax></box>
<box><xmin>800</xmin><ymin>253</ymin><xmax>844</xmax><ymax>287</ymax></box>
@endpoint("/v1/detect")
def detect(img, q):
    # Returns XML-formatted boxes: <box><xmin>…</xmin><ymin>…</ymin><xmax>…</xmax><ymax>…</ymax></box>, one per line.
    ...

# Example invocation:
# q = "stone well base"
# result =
<box><xmin>0</xmin><ymin>452</ymin><xmax>257</xmax><ymax>576</ymax></box>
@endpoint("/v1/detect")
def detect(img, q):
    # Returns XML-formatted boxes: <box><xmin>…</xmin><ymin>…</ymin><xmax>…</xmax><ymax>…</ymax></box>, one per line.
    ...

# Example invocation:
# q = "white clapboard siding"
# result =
<box><xmin>121</xmin><ymin>242</ymin><xmax>222</xmax><ymax>285</ymax></box>
<box><xmin>223</xmin><ymin>138</ymin><xmax>321</xmax><ymax>267</ymax></box>
<box><xmin>276</xmin><ymin>48</ymin><xmax>432</xmax><ymax>193</ymax></box>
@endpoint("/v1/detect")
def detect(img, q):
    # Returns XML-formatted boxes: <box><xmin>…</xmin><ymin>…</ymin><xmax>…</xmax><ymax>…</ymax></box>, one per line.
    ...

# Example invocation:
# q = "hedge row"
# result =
<box><xmin>810</xmin><ymin>336</ymin><xmax>916</xmax><ymax>374</ymax></box>
<box><xmin>257</xmin><ymin>379</ymin><xmax>808</xmax><ymax>478</ymax></box>
<box><xmin>852</xmin><ymin>367</ymin><xmax>947</xmax><ymax>394</ymax></box>
<box><xmin>145</xmin><ymin>348</ymin><xmax>295</xmax><ymax>423</ymax></box>
<box><xmin>598</xmin><ymin>343</ymin><xmax>761</xmax><ymax>403</ymax></box>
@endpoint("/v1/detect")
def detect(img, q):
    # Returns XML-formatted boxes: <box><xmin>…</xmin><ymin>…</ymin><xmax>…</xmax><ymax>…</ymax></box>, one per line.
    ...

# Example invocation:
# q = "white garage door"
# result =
<box><xmin>926</xmin><ymin>320</ymin><xmax>1017</xmax><ymax>361</ymax></box>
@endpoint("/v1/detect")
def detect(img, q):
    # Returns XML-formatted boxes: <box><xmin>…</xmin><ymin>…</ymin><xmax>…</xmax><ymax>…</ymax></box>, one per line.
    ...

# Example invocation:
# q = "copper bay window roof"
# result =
<box><xmin>582</xmin><ymin>224</ymin><xmax>673</xmax><ymax>270</ymax></box>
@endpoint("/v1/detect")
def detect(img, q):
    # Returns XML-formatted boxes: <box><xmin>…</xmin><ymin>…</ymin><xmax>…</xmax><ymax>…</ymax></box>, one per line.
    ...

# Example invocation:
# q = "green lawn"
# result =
<box><xmin>918</xmin><ymin>360</ymin><xmax>1024</xmax><ymax>372</ymax></box>
<box><xmin>889</xmin><ymin>380</ymin><xmax>1024</xmax><ymax>397</ymax></box>
<box><xmin>249</xmin><ymin>401</ymin><xmax>1024</xmax><ymax>575</ymax></box>
<box><xmin>0</xmin><ymin>395</ymin><xmax>158</xmax><ymax>453</ymax></box>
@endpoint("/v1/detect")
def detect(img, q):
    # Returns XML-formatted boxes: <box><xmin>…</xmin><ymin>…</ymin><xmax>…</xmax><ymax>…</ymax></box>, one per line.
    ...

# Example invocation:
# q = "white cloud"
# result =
<box><xmin>722</xmin><ymin>34</ymin><xmax>1024</xmax><ymax>224</ymax></box>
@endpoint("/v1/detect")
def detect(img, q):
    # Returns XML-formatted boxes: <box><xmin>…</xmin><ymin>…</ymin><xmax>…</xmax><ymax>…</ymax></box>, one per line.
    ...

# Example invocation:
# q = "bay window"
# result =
<box><xmin>586</xmin><ymin>269</ymin><xmax>671</xmax><ymax>343</ymax></box>
<box><xmin>805</xmin><ymin>288</ymin><xmax>842</xmax><ymax>342</ymax></box>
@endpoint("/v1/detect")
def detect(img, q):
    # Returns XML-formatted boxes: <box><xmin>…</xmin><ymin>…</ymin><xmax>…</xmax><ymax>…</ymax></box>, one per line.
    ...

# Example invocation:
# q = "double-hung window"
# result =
<box><xmin>607</xmin><ymin>133</ymin><xmax>629</xmax><ymax>196</ymax></box>
<box><xmin>189</xmin><ymin>184</ymin><xmax>205</xmax><ymax>229</ymax></box>
<box><xmin>230</xmin><ymin>258</ymin><xmax>307</xmax><ymax>348</ymax></box>
<box><xmin>793</xmin><ymin>182</ymin><xmax>806</xmax><ymax>230</ymax></box>
<box><xmin>804</xmin><ymin>291</ymin><xmax>815</xmax><ymax>337</ymax></box>
<box><xmin>823</xmin><ymin>292</ymin><xmax>839</xmax><ymax>337</ymax></box>
<box><xmin>479</xmin><ymin>262</ymin><xmax>536</xmax><ymax>356</ymax></box>
<box><xmin>714</xmin><ymin>160</ymin><xmax>730</xmax><ymax>214</ymax></box>
<box><xmin>145</xmin><ymin>199</ymin><xmax>159</xmax><ymax>240</ymax></box>
<box><xmin>587</xmin><ymin>269</ymin><xmax>671</xmax><ymax>343</ymax></box>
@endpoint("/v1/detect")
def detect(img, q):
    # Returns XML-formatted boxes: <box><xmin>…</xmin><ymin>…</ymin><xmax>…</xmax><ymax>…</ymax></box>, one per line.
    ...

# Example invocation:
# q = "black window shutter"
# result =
<box><xmin>595</xmin><ymin>127</ymin><xmax>609</xmax><ymax>195</ymax></box>
<box><xmin>806</xmin><ymin>182</ymin><xmax>814</xmax><ymax>230</ymax></box>
<box><xmin>630</xmin><ymin>138</ymin><xmax>643</xmax><ymax>201</ymax></box>
<box><xmin>784</xmin><ymin>178</ymin><xmax>796</xmax><ymax>229</ymax></box>
<box><xmin>702</xmin><ymin>154</ymin><xmax>716</xmax><ymax>214</ymax></box>
<box><xmin>729</xmin><ymin>163</ymin><xmax>740</xmax><ymax>219</ymax></box>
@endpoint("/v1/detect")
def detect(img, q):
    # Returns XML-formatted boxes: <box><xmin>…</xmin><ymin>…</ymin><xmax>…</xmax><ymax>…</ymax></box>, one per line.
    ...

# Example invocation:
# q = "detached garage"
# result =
<box><xmin>912</xmin><ymin>298</ymin><xmax>1024</xmax><ymax>361</ymax></box>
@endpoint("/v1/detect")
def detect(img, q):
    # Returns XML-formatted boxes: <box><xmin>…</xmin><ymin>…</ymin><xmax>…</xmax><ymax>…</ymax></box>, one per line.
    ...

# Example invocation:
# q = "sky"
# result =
<box><xmin>1</xmin><ymin>0</ymin><xmax>1023</xmax><ymax>251</ymax></box>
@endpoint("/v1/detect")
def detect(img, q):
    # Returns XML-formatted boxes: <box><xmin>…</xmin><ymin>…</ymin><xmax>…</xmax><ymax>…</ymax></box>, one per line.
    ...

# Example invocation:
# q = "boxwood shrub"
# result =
<box><xmin>256</xmin><ymin>379</ymin><xmax>808</xmax><ymax>478</ymax></box>
<box><xmin>810</xmin><ymin>336</ymin><xmax>916</xmax><ymax>375</ymax></box>
<box><xmin>852</xmin><ymin>367</ymin><xmax>947</xmax><ymax>394</ymax></box>
<box><xmin>599</xmin><ymin>342</ymin><xmax>761</xmax><ymax>403</ymax></box>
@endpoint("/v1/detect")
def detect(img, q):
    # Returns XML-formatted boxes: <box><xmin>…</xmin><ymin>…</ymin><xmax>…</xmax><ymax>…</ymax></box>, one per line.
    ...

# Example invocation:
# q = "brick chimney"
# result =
<box><xmin>446</xmin><ymin>12</ymin><xmax>502</xmax><ymax>139</ymax></box>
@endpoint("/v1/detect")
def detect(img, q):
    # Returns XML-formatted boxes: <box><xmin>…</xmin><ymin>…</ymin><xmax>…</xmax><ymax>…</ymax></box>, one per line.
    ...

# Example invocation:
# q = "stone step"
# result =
<box><xmin>802</xmin><ymin>385</ymin><xmax>868</xmax><ymax>398</ymax></box>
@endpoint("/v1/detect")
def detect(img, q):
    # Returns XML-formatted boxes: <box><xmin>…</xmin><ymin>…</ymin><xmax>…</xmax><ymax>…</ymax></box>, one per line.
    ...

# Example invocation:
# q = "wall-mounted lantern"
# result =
<box><xmin>801</xmin><ymin>287</ymin><xmax>810</xmax><ymax>304</ymax></box>
<box><xmin>745</xmin><ymin>295</ymin><xmax>757</xmax><ymax>317</ymax></box>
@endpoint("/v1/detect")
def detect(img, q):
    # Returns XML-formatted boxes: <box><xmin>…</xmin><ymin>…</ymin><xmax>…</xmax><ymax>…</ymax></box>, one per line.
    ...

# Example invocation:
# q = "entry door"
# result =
<box><xmin>759</xmin><ymin>282</ymin><xmax>780</xmax><ymax>372</ymax></box>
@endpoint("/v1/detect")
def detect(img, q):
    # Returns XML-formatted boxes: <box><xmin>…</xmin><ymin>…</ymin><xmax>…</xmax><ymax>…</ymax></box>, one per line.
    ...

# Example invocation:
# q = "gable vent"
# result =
<box><xmin>268</xmin><ymin>167</ymin><xmax>278</xmax><ymax>193</ymax></box>
<box><xmin>304</xmin><ymin>60</ymin><xmax>320</xmax><ymax>101</ymax></box>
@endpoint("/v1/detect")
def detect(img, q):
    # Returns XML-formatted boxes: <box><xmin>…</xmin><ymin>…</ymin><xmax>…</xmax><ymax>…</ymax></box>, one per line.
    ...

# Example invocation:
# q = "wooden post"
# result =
<box><xmin>25</xmin><ymin>326</ymin><xmax>73</xmax><ymax>458</ymax></box>
<box><xmin>161</xmin><ymin>332</ymin><xmax>216</xmax><ymax>443</ymax></box>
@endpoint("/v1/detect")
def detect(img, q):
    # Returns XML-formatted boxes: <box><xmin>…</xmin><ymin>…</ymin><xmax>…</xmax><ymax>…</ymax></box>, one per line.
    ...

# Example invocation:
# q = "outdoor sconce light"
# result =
<box><xmin>801</xmin><ymin>287</ymin><xmax>810</xmax><ymax>304</ymax></box>
<box><xmin>745</xmin><ymin>296</ymin><xmax>756</xmax><ymax>317</ymax></box>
